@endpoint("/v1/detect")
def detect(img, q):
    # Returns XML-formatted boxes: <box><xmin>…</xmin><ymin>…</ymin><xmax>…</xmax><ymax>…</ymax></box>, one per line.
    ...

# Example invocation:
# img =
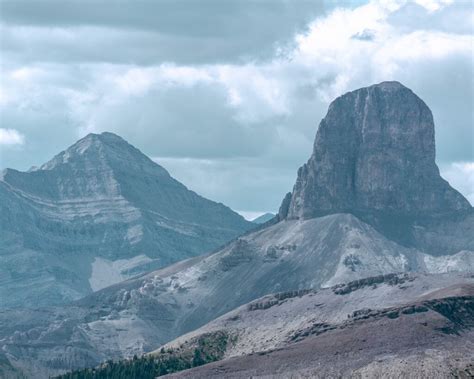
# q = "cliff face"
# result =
<box><xmin>285</xmin><ymin>81</ymin><xmax>471</xmax><ymax>219</ymax></box>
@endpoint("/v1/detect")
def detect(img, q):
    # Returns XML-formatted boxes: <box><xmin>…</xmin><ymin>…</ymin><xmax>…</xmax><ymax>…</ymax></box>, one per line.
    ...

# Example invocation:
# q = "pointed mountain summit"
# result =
<box><xmin>0</xmin><ymin>132</ymin><xmax>253</xmax><ymax>307</ymax></box>
<box><xmin>39</xmin><ymin>132</ymin><xmax>170</xmax><ymax>180</ymax></box>
<box><xmin>8</xmin><ymin>132</ymin><xmax>247</xmax><ymax>228</ymax></box>
<box><xmin>4</xmin><ymin>132</ymin><xmax>170</xmax><ymax>201</ymax></box>
<box><xmin>282</xmin><ymin>81</ymin><xmax>470</xmax><ymax>220</ymax></box>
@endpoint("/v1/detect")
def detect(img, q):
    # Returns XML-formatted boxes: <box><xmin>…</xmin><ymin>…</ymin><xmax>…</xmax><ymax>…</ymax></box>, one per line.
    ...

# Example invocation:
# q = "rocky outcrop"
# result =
<box><xmin>278</xmin><ymin>192</ymin><xmax>292</xmax><ymax>220</ymax></box>
<box><xmin>285</xmin><ymin>81</ymin><xmax>471</xmax><ymax>219</ymax></box>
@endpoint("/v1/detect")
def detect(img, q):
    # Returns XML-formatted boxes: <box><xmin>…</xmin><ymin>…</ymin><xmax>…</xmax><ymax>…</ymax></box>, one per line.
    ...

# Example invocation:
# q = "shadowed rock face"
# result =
<box><xmin>286</xmin><ymin>81</ymin><xmax>471</xmax><ymax>219</ymax></box>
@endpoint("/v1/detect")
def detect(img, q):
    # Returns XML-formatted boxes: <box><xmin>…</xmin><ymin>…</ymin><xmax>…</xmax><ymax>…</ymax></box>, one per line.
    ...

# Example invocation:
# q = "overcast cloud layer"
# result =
<box><xmin>1</xmin><ymin>0</ymin><xmax>473</xmax><ymax>217</ymax></box>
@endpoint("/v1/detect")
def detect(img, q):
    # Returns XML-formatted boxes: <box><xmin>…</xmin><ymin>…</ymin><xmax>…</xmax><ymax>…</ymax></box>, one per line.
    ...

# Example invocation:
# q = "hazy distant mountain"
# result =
<box><xmin>1</xmin><ymin>82</ymin><xmax>473</xmax><ymax>378</ymax></box>
<box><xmin>0</xmin><ymin>132</ymin><xmax>253</xmax><ymax>308</ymax></box>
<box><xmin>251</xmin><ymin>213</ymin><xmax>275</xmax><ymax>224</ymax></box>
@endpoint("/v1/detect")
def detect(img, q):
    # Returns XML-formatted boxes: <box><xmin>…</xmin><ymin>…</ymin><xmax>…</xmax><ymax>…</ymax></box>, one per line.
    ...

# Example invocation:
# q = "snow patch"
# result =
<box><xmin>422</xmin><ymin>250</ymin><xmax>474</xmax><ymax>273</ymax></box>
<box><xmin>89</xmin><ymin>255</ymin><xmax>154</xmax><ymax>291</ymax></box>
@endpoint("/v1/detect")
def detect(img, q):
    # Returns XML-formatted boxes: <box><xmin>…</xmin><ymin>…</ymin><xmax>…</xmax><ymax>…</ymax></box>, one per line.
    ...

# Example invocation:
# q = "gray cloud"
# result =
<box><xmin>0</xmin><ymin>0</ymin><xmax>472</xmax><ymax>213</ymax></box>
<box><xmin>399</xmin><ymin>55</ymin><xmax>473</xmax><ymax>163</ymax></box>
<box><xmin>1</xmin><ymin>0</ymin><xmax>324</xmax><ymax>34</ymax></box>
<box><xmin>153</xmin><ymin>156</ymin><xmax>299</xmax><ymax>215</ymax></box>
<box><xmin>0</xmin><ymin>0</ymin><xmax>334</xmax><ymax>65</ymax></box>
<box><xmin>387</xmin><ymin>2</ymin><xmax>473</xmax><ymax>35</ymax></box>
<box><xmin>351</xmin><ymin>29</ymin><xmax>376</xmax><ymax>41</ymax></box>
<box><xmin>82</xmin><ymin>84</ymin><xmax>280</xmax><ymax>159</ymax></box>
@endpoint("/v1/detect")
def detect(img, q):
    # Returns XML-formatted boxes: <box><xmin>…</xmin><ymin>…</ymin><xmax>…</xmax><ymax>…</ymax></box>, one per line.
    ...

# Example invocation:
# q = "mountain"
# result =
<box><xmin>0</xmin><ymin>132</ymin><xmax>253</xmax><ymax>308</ymax></box>
<box><xmin>282</xmin><ymin>81</ymin><xmax>470</xmax><ymax>220</ymax></box>
<box><xmin>251</xmin><ymin>213</ymin><xmax>275</xmax><ymax>224</ymax></box>
<box><xmin>1</xmin><ymin>82</ymin><xmax>472</xmax><ymax>377</ymax></box>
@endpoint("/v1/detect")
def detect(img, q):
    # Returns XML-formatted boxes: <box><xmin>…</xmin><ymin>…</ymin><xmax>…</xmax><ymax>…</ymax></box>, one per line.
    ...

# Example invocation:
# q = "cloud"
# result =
<box><xmin>388</xmin><ymin>1</ymin><xmax>471</xmax><ymax>34</ymax></box>
<box><xmin>440</xmin><ymin>162</ymin><xmax>474</xmax><ymax>205</ymax></box>
<box><xmin>414</xmin><ymin>0</ymin><xmax>454</xmax><ymax>13</ymax></box>
<box><xmin>351</xmin><ymin>29</ymin><xmax>376</xmax><ymax>41</ymax></box>
<box><xmin>0</xmin><ymin>0</ymin><xmax>472</xmax><ymax>212</ymax></box>
<box><xmin>152</xmin><ymin>156</ymin><xmax>295</xmax><ymax>214</ymax></box>
<box><xmin>0</xmin><ymin>1</ymin><xmax>331</xmax><ymax>65</ymax></box>
<box><xmin>0</xmin><ymin>128</ymin><xmax>24</xmax><ymax>145</ymax></box>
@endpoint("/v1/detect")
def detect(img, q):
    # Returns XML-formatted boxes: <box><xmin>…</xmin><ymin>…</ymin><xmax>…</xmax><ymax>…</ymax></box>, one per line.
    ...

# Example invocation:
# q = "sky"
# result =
<box><xmin>0</xmin><ymin>0</ymin><xmax>473</xmax><ymax>219</ymax></box>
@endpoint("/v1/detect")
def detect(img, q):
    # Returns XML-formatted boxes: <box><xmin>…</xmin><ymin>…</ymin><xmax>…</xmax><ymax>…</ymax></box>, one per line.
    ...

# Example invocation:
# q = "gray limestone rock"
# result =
<box><xmin>285</xmin><ymin>81</ymin><xmax>471</xmax><ymax>219</ymax></box>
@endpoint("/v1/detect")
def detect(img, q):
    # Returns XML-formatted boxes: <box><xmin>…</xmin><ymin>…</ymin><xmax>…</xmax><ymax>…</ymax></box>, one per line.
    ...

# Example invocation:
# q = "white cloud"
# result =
<box><xmin>289</xmin><ymin>0</ymin><xmax>472</xmax><ymax>100</ymax></box>
<box><xmin>0</xmin><ymin>128</ymin><xmax>25</xmax><ymax>145</ymax></box>
<box><xmin>10</xmin><ymin>67</ymin><xmax>42</xmax><ymax>81</ymax></box>
<box><xmin>113</xmin><ymin>65</ymin><xmax>215</xmax><ymax>96</ymax></box>
<box><xmin>159</xmin><ymin>65</ymin><xmax>214</xmax><ymax>87</ymax></box>
<box><xmin>441</xmin><ymin>162</ymin><xmax>474</xmax><ymax>205</ymax></box>
<box><xmin>217</xmin><ymin>64</ymin><xmax>291</xmax><ymax>123</ymax></box>
<box><xmin>414</xmin><ymin>0</ymin><xmax>454</xmax><ymax>13</ymax></box>
<box><xmin>114</xmin><ymin>68</ymin><xmax>157</xmax><ymax>96</ymax></box>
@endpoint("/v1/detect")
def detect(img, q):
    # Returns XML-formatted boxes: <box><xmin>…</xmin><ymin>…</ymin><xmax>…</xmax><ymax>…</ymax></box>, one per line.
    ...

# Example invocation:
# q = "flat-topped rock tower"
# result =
<box><xmin>281</xmin><ymin>81</ymin><xmax>471</xmax><ymax>219</ymax></box>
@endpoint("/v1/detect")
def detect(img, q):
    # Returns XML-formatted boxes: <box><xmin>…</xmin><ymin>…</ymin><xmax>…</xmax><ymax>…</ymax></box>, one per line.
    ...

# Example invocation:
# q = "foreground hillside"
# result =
<box><xmin>168</xmin><ymin>290</ymin><xmax>474</xmax><ymax>378</ymax></box>
<box><xmin>56</xmin><ymin>273</ymin><xmax>474</xmax><ymax>378</ymax></box>
<box><xmin>0</xmin><ymin>132</ymin><xmax>252</xmax><ymax>308</ymax></box>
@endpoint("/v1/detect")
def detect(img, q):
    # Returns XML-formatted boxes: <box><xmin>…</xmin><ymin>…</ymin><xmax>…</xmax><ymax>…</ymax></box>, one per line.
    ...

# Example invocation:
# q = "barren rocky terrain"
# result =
<box><xmin>163</xmin><ymin>273</ymin><xmax>474</xmax><ymax>378</ymax></box>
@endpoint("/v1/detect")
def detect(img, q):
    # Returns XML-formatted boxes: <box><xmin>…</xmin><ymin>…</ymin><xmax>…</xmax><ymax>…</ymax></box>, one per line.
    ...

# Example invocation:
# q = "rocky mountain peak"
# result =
<box><xmin>0</xmin><ymin>132</ymin><xmax>253</xmax><ymax>308</ymax></box>
<box><xmin>284</xmin><ymin>81</ymin><xmax>471</xmax><ymax>219</ymax></box>
<box><xmin>1</xmin><ymin>131</ymin><xmax>172</xmax><ymax>202</ymax></box>
<box><xmin>39</xmin><ymin>132</ymin><xmax>166</xmax><ymax>174</ymax></box>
